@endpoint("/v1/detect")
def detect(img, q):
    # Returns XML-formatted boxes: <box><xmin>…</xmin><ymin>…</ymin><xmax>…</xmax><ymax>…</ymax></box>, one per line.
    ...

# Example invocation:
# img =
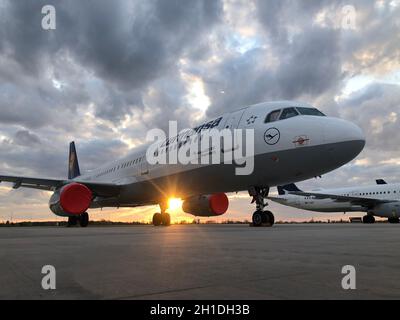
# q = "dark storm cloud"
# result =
<box><xmin>0</xmin><ymin>135</ymin><xmax>129</xmax><ymax>178</ymax></box>
<box><xmin>199</xmin><ymin>1</ymin><xmax>351</xmax><ymax>117</ymax></box>
<box><xmin>204</xmin><ymin>26</ymin><xmax>342</xmax><ymax>117</ymax></box>
<box><xmin>13</xmin><ymin>129</ymin><xmax>41</xmax><ymax>146</ymax></box>
<box><xmin>0</xmin><ymin>137</ymin><xmax>65</xmax><ymax>178</ymax></box>
<box><xmin>1</xmin><ymin>0</ymin><xmax>222</xmax><ymax>83</ymax></box>
<box><xmin>203</xmin><ymin>0</ymin><xmax>398</xmax><ymax>118</ymax></box>
<box><xmin>276</xmin><ymin>27</ymin><xmax>342</xmax><ymax>99</ymax></box>
<box><xmin>66</xmin><ymin>0</ymin><xmax>221</xmax><ymax>91</ymax></box>
<box><xmin>0</xmin><ymin>0</ymin><xmax>223</xmax><ymax>125</ymax></box>
<box><xmin>255</xmin><ymin>0</ymin><xmax>334</xmax><ymax>47</ymax></box>
<box><xmin>339</xmin><ymin>1</ymin><xmax>400</xmax><ymax>74</ymax></box>
<box><xmin>203</xmin><ymin>48</ymin><xmax>276</xmax><ymax>117</ymax></box>
<box><xmin>0</xmin><ymin>76</ymin><xmax>90</xmax><ymax>129</ymax></box>
<box><xmin>339</xmin><ymin>83</ymin><xmax>400</xmax><ymax>153</ymax></box>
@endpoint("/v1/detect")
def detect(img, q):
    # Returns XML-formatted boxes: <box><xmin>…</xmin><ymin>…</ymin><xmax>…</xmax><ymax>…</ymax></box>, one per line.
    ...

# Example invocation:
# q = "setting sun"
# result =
<box><xmin>168</xmin><ymin>198</ymin><xmax>183</xmax><ymax>211</ymax></box>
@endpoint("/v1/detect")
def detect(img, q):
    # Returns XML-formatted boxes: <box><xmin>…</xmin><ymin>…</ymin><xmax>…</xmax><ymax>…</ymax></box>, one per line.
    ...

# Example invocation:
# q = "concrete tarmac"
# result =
<box><xmin>0</xmin><ymin>224</ymin><xmax>399</xmax><ymax>299</ymax></box>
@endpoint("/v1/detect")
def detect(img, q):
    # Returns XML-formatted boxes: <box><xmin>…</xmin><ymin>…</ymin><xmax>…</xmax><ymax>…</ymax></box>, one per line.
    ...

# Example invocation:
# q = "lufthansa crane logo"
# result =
<box><xmin>264</xmin><ymin>128</ymin><xmax>280</xmax><ymax>145</ymax></box>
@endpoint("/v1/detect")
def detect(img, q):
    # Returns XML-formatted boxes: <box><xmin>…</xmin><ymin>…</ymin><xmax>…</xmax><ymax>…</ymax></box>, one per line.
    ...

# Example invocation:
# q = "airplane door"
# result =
<box><xmin>140</xmin><ymin>157</ymin><xmax>149</xmax><ymax>175</ymax></box>
<box><xmin>222</xmin><ymin>109</ymin><xmax>245</xmax><ymax>152</ymax></box>
<box><xmin>224</xmin><ymin>109</ymin><xmax>245</xmax><ymax>130</ymax></box>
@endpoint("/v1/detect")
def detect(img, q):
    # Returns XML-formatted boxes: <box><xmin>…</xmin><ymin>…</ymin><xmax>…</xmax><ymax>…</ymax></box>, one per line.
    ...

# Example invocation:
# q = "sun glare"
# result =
<box><xmin>168</xmin><ymin>198</ymin><xmax>183</xmax><ymax>211</ymax></box>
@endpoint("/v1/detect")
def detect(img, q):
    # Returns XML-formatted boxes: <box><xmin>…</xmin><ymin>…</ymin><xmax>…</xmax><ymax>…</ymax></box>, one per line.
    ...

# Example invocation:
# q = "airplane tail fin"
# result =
<box><xmin>376</xmin><ymin>179</ymin><xmax>387</xmax><ymax>185</ymax></box>
<box><xmin>68</xmin><ymin>141</ymin><xmax>81</xmax><ymax>179</ymax></box>
<box><xmin>277</xmin><ymin>183</ymin><xmax>302</xmax><ymax>195</ymax></box>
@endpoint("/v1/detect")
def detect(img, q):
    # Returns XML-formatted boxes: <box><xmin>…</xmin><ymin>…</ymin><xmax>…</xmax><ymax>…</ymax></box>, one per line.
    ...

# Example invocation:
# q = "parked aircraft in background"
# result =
<box><xmin>269</xmin><ymin>180</ymin><xmax>400</xmax><ymax>223</ymax></box>
<box><xmin>0</xmin><ymin>101</ymin><xmax>365</xmax><ymax>227</ymax></box>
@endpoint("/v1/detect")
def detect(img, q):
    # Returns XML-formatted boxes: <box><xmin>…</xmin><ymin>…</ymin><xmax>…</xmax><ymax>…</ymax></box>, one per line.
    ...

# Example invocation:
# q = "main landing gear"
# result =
<box><xmin>67</xmin><ymin>212</ymin><xmax>89</xmax><ymax>227</ymax></box>
<box><xmin>249</xmin><ymin>187</ymin><xmax>275</xmax><ymax>227</ymax></box>
<box><xmin>363</xmin><ymin>215</ymin><xmax>400</xmax><ymax>224</ymax></box>
<box><xmin>152</xmin><ymin>202</ymin><xmax>171</xmax><ymax>226</ymax></box>
<box><xmin>388</xmin><ymin>217</ymin><xmax>400</xmax><ymax>224</ymax></box>
<box><xmin>362</xmin><ymin>214</ymin><xmax>375</xmax><ymax>224</ymax></box>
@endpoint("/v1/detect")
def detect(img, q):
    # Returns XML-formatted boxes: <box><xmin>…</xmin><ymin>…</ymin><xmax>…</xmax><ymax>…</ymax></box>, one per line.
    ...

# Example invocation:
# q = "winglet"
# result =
<box><xmin>68</xmin><ymin>141</ymin><xmax>81</xmax><ymax>179</ymax></box>
<box><xmin>277</xmin><ymin>183</ymin><xmax>302</xmax><ymax>195</ymax></box>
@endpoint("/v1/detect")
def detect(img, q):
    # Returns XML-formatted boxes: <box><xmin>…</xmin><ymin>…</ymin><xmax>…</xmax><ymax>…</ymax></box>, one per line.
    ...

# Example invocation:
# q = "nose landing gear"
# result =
<box><xmin>249</xmin><ymin>187</ymin><xmax>275</xmax><ymax>227</ymax></box>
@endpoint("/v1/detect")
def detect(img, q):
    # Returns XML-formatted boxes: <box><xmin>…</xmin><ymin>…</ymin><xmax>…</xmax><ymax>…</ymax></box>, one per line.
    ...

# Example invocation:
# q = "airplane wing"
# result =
<box><xmin>0</xmin><ymin>175</ymin><xmax>120</xmax><ymax>197</ymax></box>
<box><xmin>289</xmin><ymin>191</ymin><xmax>395</xmax><ymax>208</ymax></box>
<box><xmin>266</xmin><ymin>196</ymin><xmax>285</xmax><ymax>201</ymax></box>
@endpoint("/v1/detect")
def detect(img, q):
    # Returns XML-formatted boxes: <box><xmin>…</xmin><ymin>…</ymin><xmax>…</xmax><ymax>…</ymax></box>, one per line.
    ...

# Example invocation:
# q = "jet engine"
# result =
<box><xmin>369</xmin><ymin>202</ymin><xmax>400</xmax><ymax>218</ymax></box>
<box><xmin>182</xmin><ymin>193</ymin><xmax>229</xmax><ymax>217</ymax></box>
<box><xmin>49</xmin><ymin>183</ymin><xmax>92</xmax><ymax>217</ymax></box>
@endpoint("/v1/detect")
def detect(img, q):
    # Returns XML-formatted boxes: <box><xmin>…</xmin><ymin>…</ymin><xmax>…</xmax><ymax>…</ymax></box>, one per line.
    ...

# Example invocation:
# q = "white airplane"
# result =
<box><xmin>0</xmin><ymin>101</ymin><xmax>365</xmax><ymax>227</ymax></box>
<box><xmin>269</xmin><ymin>180</ymin><xmax>400</xmax><ymax>223</ymax></box>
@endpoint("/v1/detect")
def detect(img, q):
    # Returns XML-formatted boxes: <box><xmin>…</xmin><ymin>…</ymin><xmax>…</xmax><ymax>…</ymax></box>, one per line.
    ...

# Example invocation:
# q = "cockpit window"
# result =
<box><xmin>280</xmin><ymin>107</ymin><xmax>299</xmax><ymax>120</ymax></box>
<box><xmin>265</xmin><ymin>109</ymin><xmax>281</xmax><ymax>123</ymax></box>
<box><xmin>296</xmin><ymin>107</ymin><xmax>326</xmax><ymax>116</ymax></box>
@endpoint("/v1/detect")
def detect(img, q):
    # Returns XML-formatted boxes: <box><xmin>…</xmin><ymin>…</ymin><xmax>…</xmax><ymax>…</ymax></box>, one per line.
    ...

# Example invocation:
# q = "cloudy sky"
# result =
<box><xmin>0</xmin><ymin>0</ymin><xmax>399</xmax><ymax>223</ymax></box>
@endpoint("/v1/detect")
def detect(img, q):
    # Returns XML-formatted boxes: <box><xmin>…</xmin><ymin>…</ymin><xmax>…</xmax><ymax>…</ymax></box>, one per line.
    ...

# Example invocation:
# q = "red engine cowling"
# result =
<box><xmin>49</xmin><ymin>183</ymin><xmax>92</xmax><ymax>217</ymax></box>
<box><xmin>182</xmin><ymin>193</ymin><xmax>229</xmax><ymax>217</ymax></box>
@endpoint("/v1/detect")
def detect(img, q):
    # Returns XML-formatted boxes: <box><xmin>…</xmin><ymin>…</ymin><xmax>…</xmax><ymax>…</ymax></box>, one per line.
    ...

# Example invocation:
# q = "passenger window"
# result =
<box><xmin>280</xmin><ymin>107</ymin><xmax>299</xmax><ymax>120</ymax></box>
<box><xmin>265</xmin><ymin>109</ymin><xmax>281</xmax><ymax>123</ymax></box>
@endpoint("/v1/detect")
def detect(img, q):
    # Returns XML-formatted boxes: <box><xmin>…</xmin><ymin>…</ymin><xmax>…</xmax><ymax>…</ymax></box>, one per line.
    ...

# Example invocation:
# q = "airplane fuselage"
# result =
<box><xmin>272</xmin><ymin>184</ymin><xmax>400</xmax><ymax>218</ymax></box>
<box><xmin>74</xmin><ymin>101</ymin><xmax>365</xmax><ymax>209</ymax></box>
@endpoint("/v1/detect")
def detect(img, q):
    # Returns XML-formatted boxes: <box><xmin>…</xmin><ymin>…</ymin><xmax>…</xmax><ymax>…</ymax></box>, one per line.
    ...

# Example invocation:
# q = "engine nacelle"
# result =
<box><xmin>49</xmin><ymin>183</ymin><xmax>92</xmax><ymax>217</ymax></box>
<box><xmin>369</xmin><ymin>202</ymin><xmax>400</xmax><ymax>218</ymax></box>
<box><xmin>182</xmin><ymin>193</ymin><xmax>229</xmax><ymax>217</ymax></box>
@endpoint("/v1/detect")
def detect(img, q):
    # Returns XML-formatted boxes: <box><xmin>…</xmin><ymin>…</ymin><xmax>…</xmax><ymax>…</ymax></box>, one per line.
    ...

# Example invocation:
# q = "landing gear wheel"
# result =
<box><xmin>252</xmin><ymin>211</ymin><xmax>264</xmax><ymax>226</ymax></box>
<box><xmin>153</xmin><ymin>213</ymin><xmax>162</xmax><ymax>226</ymax></box>
<box><xmin>362</xmin><ymin>215</ymin><xmax>375</xmax><ymax>224</ymax></box>
<box><xmin>249</xmin><ymin>186</ymin><xmax>274</xmax><ymax>227</ymax></box>
<box><xmin>161</xmin><ymin>213</ymin><xmax>171</xmax><ymax>226</ymax></box>
<box><xmin>79</xmin><ymin>212</ymin><xmax>89</xmax><ymax>227</ymax></box>
<box><xmin>388</xmin><ymin>217</ymin><xmax>399</xmax><ymax>224</ymax></box>
<box><xmin>265</xmin><ymin>210</ymin><xmax>275</xmax><ymax>226</ymax></box>
<box><xmin>67</xmin><ymin>216</ymin><xmax>78</xmax><ymax>227</ymax></box>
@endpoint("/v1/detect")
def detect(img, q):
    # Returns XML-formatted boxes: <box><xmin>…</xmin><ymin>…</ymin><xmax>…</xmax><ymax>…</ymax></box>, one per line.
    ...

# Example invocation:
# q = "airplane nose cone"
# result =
<box><xmin>343</xmin><ymin>121</ymin><xmax>365</xmax><ymax>146</ymax></box>
<box><xmin>323</xmin><ymin>118</ymin><xmax>365</xmax><ymax>164</ymax></box>
<box><xmin>323</xmin><ymin>118</ymin><xmax>365</xmax><ymax>144</ymax></box>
